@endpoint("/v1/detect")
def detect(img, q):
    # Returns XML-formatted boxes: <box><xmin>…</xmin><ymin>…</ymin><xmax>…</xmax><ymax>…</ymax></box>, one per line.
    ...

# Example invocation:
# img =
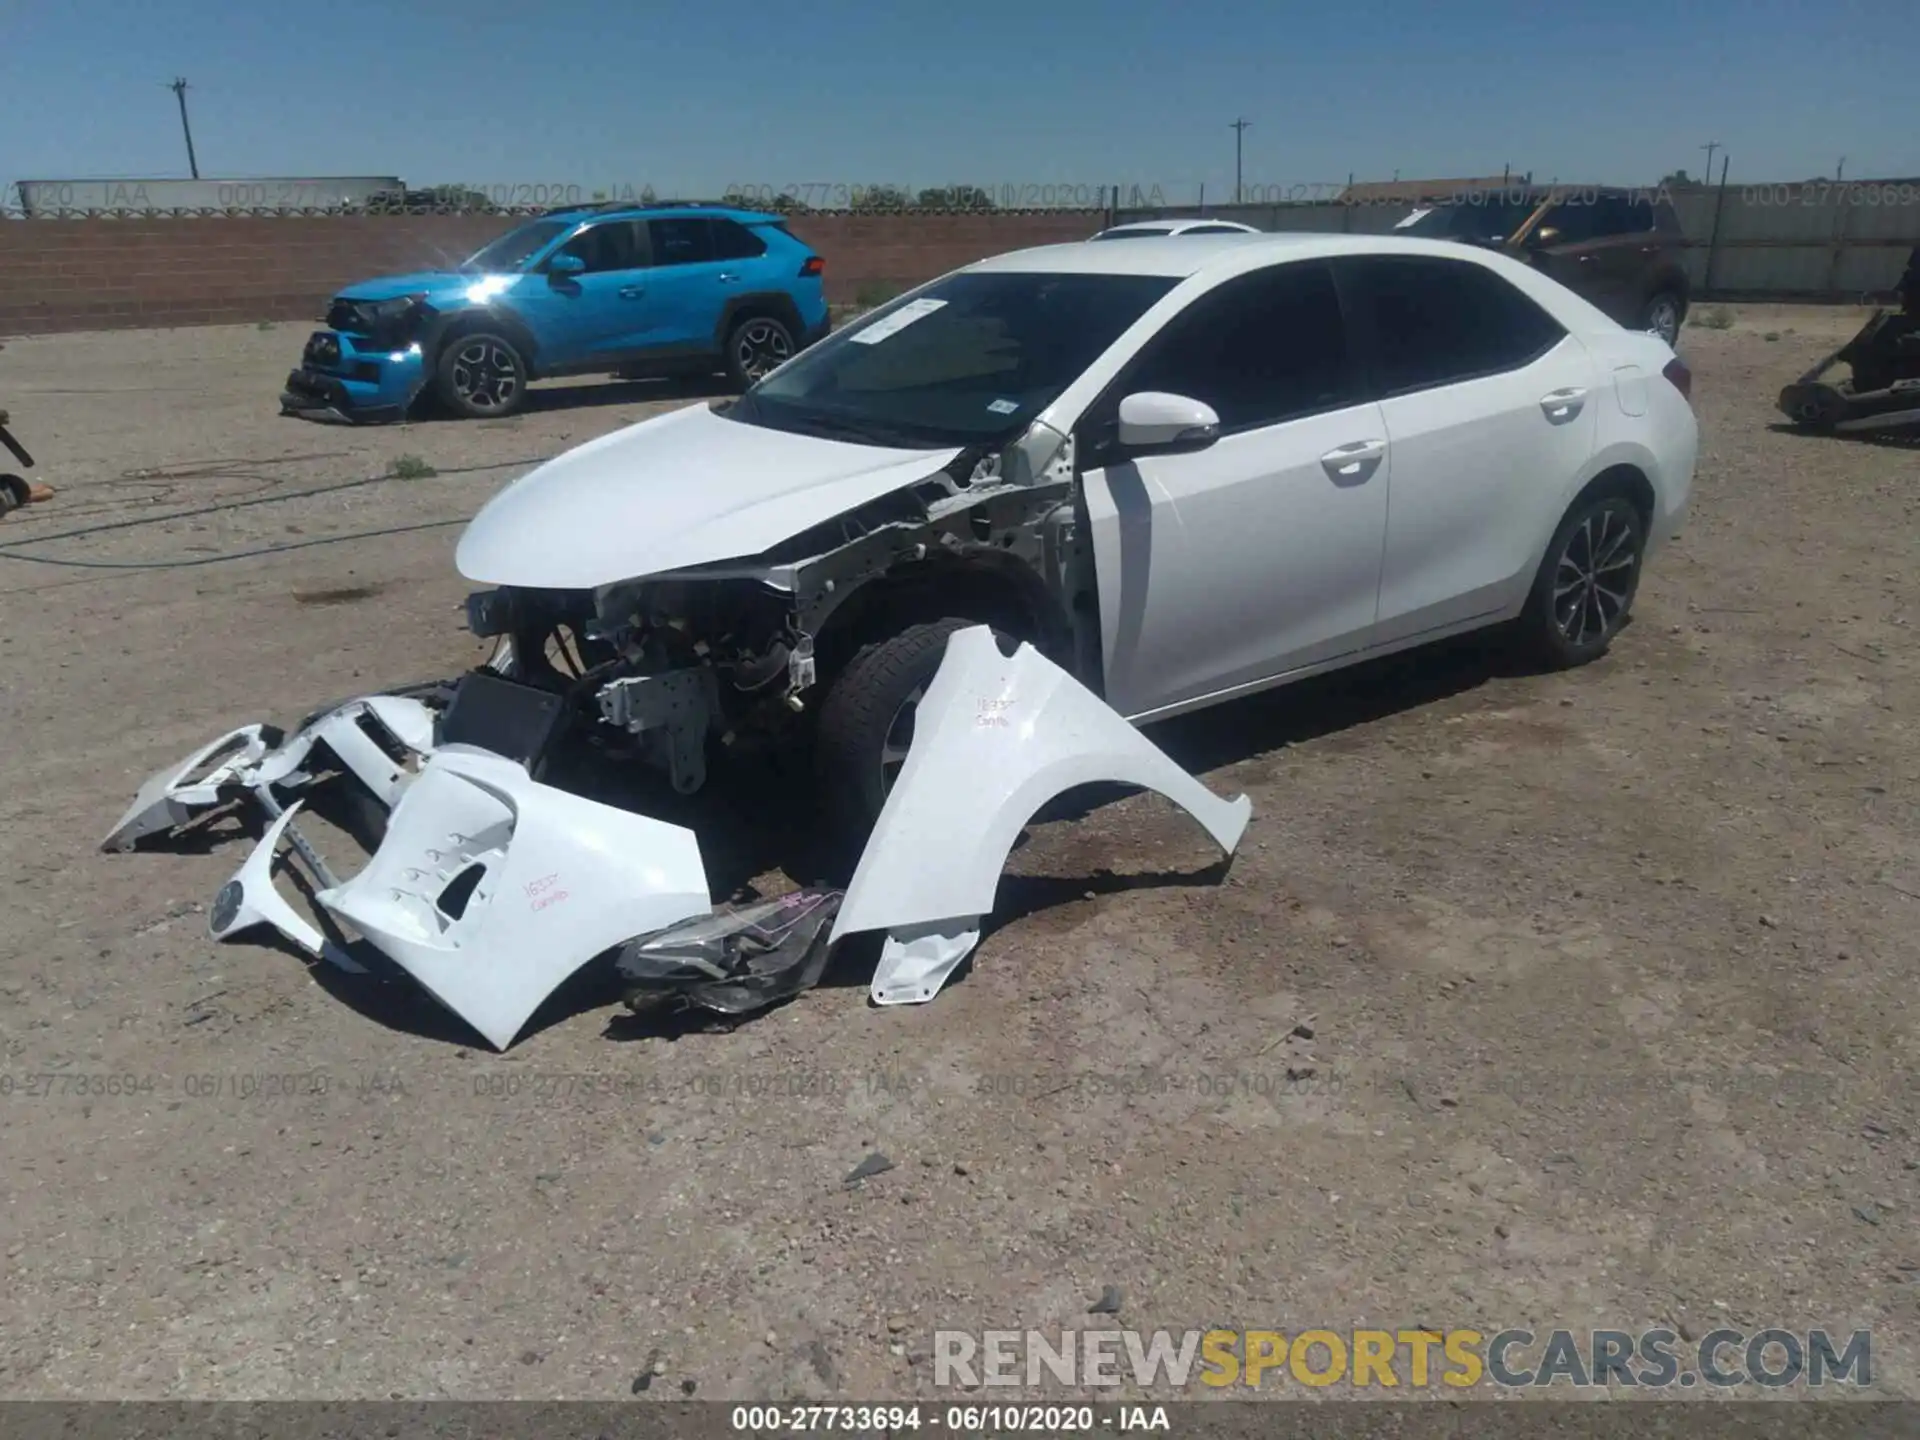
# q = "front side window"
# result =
<box><xmin>551</xmin><ymin>220</ymin><xmax>645</xmax><ymax>273</ymax></box>
<box><xmin>1113</xmin><ymin>261</ymin><xmax>1361</xmax><ymax>433</ymax></box>
<box><xmin>1342</xmin><ymin>255</ymin><xmax>1566</xmax><ymax>394</ymax></box>
<box><xmin>1395</xmin><ymin>197</ymin><xmax>1543</xmax><ymax>246</ymax></box>
<box><xmin>725</xmin><ymin>270</ymin><xmax>1178</xmax><ymax>448</ymax></box>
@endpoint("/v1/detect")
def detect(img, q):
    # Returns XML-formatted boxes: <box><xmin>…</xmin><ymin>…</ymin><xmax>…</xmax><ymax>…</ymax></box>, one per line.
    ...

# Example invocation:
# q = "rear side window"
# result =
<box><xmin>1184</xmin><ymin>224</ymin><xmax>1253</xmax><ymax>235</ymax></box>
<box><xmin>1342</xmin><ymin>255</ymin><xmax>1566</xmax><ymax>394</ymax></box>
<box><xmin>650</xmin><ymin>217</ymin><xmax>716</xmax><ymax>266</ymax></box>
<box><xmin>711</xmin><ymin>218</ymin><xmax>768</xmax><ymax>260</ymax></box>
<box><xmin>1119</xmin><ymin>261</ymin><xmax>1361</xmax><ymax>431</ymax></box>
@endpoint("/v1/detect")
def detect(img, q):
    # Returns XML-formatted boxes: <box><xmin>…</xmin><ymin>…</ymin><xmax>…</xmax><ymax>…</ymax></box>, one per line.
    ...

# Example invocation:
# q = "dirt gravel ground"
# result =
<box><xmin>0</xmin><ymin>310</ymin><xmax>1915</xmax><ymax>1402</ymax></box>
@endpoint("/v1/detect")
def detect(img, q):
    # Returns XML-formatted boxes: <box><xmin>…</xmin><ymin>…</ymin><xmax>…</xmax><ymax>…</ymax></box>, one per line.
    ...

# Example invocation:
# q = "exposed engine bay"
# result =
<box><xmin>461</xmin><ymin>421</ymin><xmax>1095</xmax><ymax>796</ymax></box>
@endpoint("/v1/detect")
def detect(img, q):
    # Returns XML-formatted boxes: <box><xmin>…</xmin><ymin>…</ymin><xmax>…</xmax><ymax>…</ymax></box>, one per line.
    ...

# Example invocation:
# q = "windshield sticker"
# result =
<box><xmin>848</xmin><ymin>297</ymin><xmax>948</xmax><ymax>345</ymax></box>
<box><xmin>986</xmin><ymin>398</ymin><xmax>1021</xmax><ymax>415</ymax></box>
<box><xmin>1394</xmin><ymin>207</ymin><xmax>1432</xmax><ymax>230</ymax></box>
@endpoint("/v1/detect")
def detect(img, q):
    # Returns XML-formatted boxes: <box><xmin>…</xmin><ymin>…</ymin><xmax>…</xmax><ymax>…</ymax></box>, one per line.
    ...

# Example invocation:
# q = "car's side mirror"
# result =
<box><xmin>548</xmin><ymin>253</ymin><xmax>586</xmax><ymax>281</ymax></box>
<box><xmin>1116</xmin><ymin>391</ymin><xmax>1221</xmax><ymax>455</ymax></box>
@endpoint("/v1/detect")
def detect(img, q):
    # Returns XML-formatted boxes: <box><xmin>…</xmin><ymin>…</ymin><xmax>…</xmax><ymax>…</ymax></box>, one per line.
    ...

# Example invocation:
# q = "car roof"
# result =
<box><xmin>963</xmin><ymin>231</ymin><xmax>1528</xmax><ymax>279</ymax></box>
<box><xmin>540</xmin><ymin>202</ymin><xmax>782</xmax><ymax>225</ymax></box>
<box><xmin>1098</xmin><ymin>218</ymin><xmax>1254</xmax><ymax>234</ymax></box>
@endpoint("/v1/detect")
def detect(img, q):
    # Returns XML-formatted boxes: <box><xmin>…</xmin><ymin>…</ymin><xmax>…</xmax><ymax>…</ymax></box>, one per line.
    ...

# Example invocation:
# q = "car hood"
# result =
<box><xmin>337</xmin><ymin>270</ymin><xmax>475</xmax><ymax>302</ymax></box>
<box><xmin>455</xmin><ymin>402</ymin><xmax>964</xmax><ymax>589</ymax></box>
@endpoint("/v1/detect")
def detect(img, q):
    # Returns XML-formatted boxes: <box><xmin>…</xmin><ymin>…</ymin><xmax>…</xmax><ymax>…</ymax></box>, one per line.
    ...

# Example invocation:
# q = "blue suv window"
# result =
<box><xmin>551</xmin><ymin>220</ymin><xmax>647</xmax><ymax>273</ymax></box>
<box><xmin>712</xmin><ymin>218</ymin><xmax>768</xmax><ymax>260</ymax></box>
<box><xmin>463</xmin><ymin>219</ymin><xmax>571</xmax><ymax>272</ymax></box>
<box><xmin>651</xmin><ymin>218</ymin><xmax>716</xmax><ymax>266</ymax></box>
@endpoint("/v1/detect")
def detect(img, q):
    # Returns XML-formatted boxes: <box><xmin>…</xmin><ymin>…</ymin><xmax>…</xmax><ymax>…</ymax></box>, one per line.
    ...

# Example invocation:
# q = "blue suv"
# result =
<box><xmin>281</xmin><ymin>204</ymin><xmax>830</xmax><ymax>422</ymax></box>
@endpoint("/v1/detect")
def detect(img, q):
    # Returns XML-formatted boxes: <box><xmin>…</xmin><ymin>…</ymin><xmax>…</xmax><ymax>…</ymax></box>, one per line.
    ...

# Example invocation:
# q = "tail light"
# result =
<box><xmin>799</xmin><ymin>256</ymin><xmax>824</xmax><ymax>277</ymax></box>
<box><xmin>1662</xmin><ymin>356</ymin><xmax>1692</xmax><ymax>402</ymax></box>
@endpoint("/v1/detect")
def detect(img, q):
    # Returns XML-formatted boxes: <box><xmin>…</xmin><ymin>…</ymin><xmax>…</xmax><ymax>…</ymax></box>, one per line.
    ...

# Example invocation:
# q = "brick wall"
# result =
<box><xmin>0</xmin><ymin>211</ymin><xmax>1102</xmax><ymax>336</ymax></box>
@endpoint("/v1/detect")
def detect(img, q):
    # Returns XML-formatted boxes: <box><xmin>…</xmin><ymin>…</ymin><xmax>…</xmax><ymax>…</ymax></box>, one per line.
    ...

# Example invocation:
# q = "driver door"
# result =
<box><xmin>1076</xmin><ymin>261</ymin><xmax>1391</xmax><ymax>720</ymax></box>
<box><xmin>515</xmin><ymin>219</ymin><xmax>658</xmax><ymax>369</ymax></box>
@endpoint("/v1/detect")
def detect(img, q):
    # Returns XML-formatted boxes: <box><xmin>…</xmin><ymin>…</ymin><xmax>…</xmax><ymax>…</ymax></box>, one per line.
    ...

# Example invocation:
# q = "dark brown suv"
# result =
<box><xmin>1394</xmin><ymin>187</ymin><xmax>1691</xmax><ymax>344</ymax></box>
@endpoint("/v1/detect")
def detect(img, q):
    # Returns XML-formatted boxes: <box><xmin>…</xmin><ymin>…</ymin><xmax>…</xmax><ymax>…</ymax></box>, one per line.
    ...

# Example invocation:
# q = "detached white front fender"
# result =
<box><xmin>831</xmin><ymin>626</ymin><xmax>1251</xmax><ymax>1004</ymax></box>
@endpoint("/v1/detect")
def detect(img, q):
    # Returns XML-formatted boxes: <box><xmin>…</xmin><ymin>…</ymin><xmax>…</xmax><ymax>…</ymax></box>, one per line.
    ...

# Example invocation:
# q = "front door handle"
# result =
<box><xmin>618</xmin><ymin>285</ymin><xmax>645</xmax><ymax>299</ymax></box>
<box><xmin>717</xmin><ymin>272</ymin><xmax>741</xmax><ymax>284</ymax></box>
<box><xmin>1320</xmin><ymin>439</ymin><xmax>1385</xmax><ymax>482</ymax></box>
<box><xmin>1539</xmin><ymin>387</ymin><xmax>1588</xmax><ymax>423</ymax></box>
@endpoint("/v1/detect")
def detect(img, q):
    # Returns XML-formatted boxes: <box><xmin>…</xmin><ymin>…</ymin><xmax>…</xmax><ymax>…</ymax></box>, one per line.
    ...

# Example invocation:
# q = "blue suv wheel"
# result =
<box><xmin>436</xmin><ymin>331</ymin><xmax>529</xmax><ymax>418</ymax></box>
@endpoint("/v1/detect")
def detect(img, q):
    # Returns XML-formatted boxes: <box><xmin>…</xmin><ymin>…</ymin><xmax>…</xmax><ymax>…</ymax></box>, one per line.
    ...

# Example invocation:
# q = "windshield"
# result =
<box><xmin>1394</xmin><ymin>197</ymin><xmax>1542</xmax><ymax>245</ymax></box>
<box><xmin>461</xmin><ymin>219</ymin><xmax>572</xmax><ymax>272</ymax></box>
<box><xmin>726</xmin><ymin>270</ymin><xmax>1179</xmax><ymax>448</ymax></box>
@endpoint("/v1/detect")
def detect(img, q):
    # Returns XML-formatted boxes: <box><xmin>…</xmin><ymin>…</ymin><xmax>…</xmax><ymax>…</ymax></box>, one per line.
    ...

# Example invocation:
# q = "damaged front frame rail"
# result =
<box><xmin>103</xmin><ymin>628</ymin><xmax>1250</xmax><ymax>1049</ymax></box>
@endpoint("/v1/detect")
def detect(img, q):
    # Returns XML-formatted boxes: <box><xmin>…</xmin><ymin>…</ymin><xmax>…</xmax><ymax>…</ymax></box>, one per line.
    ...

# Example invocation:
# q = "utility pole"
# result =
<box><xmin>1229</xmin><ymin>118</ymin><xmax>1250</xmax><ymax>204</ymax></box>
<box><xmin>1700</xmin><ymin>141</ymin><xmax>1721</xmax><ymax>185</ymax></box>
<box><xmin>1836</xmin><ymin>156</ymin><xmax>1846</xmax><ymax>181</ymax></box>
<box><xmin>170</xmin><ymin>78</ymin><xmax>200</xmax><ymax>179</ymax></box>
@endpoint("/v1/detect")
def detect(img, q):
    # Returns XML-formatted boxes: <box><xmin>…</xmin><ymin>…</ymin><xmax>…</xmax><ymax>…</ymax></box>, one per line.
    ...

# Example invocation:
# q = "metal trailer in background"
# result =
<box><xmin>15</xmin><ymin>177</ymin><xmax>404</xmax><ymax>215</ymax></box>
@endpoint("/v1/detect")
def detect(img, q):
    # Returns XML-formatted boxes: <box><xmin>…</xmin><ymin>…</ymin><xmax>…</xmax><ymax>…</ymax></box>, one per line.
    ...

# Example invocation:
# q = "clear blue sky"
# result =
<box><xmin>2</xmin><ymin>0</ymin><xmax>1911</xmax><ymax>200</ymax></box>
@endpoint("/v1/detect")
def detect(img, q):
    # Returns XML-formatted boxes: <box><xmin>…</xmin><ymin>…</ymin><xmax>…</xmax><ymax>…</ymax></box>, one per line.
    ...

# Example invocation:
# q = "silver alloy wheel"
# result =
<box><xmin>1645</xmin><ymin>296</ymin><xmax>1680</xmax><ymax>346</ymax></box>
<box><xmin>734</xmin><ymin>320</ymin><xmax>792</xmax><ymax>380</ymax></box>
<box><xmin>879</xmin><ymin>683</ymin><xmax>926</xmax><ymax>790</ymax></box>
<box><xmin>451</xmin><ymin>340</ymin><xmax>521</xmax><ymax>411</ymax></box>
<box><xmin>1553</xmin><ymin>508</ymin><xmax>1637</xmax><ymax>647</ymax></box>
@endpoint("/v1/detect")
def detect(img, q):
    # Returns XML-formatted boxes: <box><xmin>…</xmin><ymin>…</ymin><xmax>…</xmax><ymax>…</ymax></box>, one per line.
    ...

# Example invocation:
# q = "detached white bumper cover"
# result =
<box><xmin>831</xmin><ymin>625</ymin><xmax>1252</xmax><ymax>1004</ymax></box>
<box><xmin>102</xmin><ymin>695</ymin><xmax>436</xmax><ymax>852</ymax></box>
<box><xmin>314</xmin><ymin>745</ymin><xmax>711</xmax><ymax>1050</ymax></box>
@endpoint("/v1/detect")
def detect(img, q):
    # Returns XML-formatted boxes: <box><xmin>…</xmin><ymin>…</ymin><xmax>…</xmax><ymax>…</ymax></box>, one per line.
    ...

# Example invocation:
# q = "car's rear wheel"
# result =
<box><xmin>725</xmin><ymin>315</ymin><xmax>794</xmax><ymax>390</ymax></box>
<box><xmin>1519</xmin><ymin>492</ymin><xmax>1646</xmax><ymax>669</ymax></box>
<box><xmin>435</xmin><ymin>332</ymin><xmax>529</xmax><ymax>418</ymax></box>
<box><xmin>814</xmin><ymin>617</ymin><xmax>977</xmax><ymax>845</ymax></box>
<box><xmin>1640</xmin><ymin>291</ymin><xmax>1684</xmax><ymax>346</ymax></box>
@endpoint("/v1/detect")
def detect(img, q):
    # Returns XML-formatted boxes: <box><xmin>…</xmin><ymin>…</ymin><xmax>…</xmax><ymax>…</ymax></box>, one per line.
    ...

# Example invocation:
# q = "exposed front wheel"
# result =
<box><xmin>813</xmin><ymin>618</ymin><xmax>979</xmax><ymax>846</ymax></box>
<box><xmin>1640</xmin><ymin>291</ymin><xmax>1684</xmax><ymax>346</ymax></box>
<box><xmin>434</xmin><ymin>332</ymin><xmax>529</xmax><ymax>419</ymax></box>
<box><xmin>725</xmin><ymin>315</ymin><xmax>794</xmax><ymax>389</ymax></box>
<box><xmin>1519</xmin><ymin>494</ymin><xmax>1646</xmax><ymax>669</ymax></box>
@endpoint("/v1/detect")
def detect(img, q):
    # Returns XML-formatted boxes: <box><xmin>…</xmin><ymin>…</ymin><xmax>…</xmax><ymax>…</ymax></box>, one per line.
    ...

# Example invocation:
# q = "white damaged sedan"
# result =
<box><xmin>108</xmin><ymin>232</ymin><xmax>1695</xmax><ymax>1048</ymax></box>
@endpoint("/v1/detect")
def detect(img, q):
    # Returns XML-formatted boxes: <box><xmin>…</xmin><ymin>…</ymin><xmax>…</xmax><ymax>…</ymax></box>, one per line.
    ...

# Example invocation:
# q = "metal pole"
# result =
<box><xmin>1703</xmin><ymin>153</ymin><xmax>1730</xmax><ymax>296</ymax></box>
<box><xmin>1230</xmin><ymin>118</ymin><xmax>1250</xmax><ymax>205</ymax></box>
<box><xmin>1700</xmin><ymin>141</ymin><xmax>1720</xmax><ymax>187</ymax></box>
<box><xmin>170</xmin><ymin>78</ymin><xmax>200</xmax><ymax>179</ymax></box>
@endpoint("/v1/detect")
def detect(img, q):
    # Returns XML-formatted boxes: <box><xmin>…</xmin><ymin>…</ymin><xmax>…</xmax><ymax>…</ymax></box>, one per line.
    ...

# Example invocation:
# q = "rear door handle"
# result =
<box><xmin>717</xmin><ymin>272</ymin><xmax>741</xmax><ymax>284</ymax></box>
<box><xmin>1540</xmin><ymin>387</ymin><xmax>1587</xmax><ymax>423</ymax></box>
<box><xmin>618</xmin><ymin>285</ymin><xmax>645</xmax><ymax>299</ymax></box>
<box><xmin>1320</xmin><ymin>439</ymin><xmax>1385</xmax><ymax>482</ymax></box>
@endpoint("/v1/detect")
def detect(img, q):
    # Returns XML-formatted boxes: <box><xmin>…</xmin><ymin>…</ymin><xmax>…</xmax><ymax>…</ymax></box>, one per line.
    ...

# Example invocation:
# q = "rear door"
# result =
<box><xmin>646</xmin><ymin>217</ymin><xmax>733</xmax><ymax>350</ymax></box>
<box><xmin>1077</xmin><ymin>260</ymin><xmax>1392</xmax><ymax>718</ymax></box>
<box><xmin>1338</xmin><ymin>253</ymin><xmax>1600</xmax><ymax>643</ymax></box>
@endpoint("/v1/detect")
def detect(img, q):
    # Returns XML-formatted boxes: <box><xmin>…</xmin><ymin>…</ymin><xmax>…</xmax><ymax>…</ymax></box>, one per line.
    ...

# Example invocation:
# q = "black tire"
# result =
<box><xmin>1518</xmin><ymin>492</ymin><xmax>1646</xmax><ymax>670</ymax></box>
<box><xmin>0</xmin><ymin>478</ymin><xmax>20</xmax><ymax>516</ymax></box>
<box><xmin>1640</xmin><ymin>291</ymin><xmax>1685</xmax><ymax>346</ymax></box>
<box><xmin>814</xmin><ymin>617</ymin><xmax>978</xmax><ymax>844</ymax></box>
<box><xmin>724</xmin><ymin>314</ymin><xmax>795</xmax><ymax>390</ymax></box>
<box><xmin>433</xmin><ymin>331</ymin><xmax>529</xmax><ymax>418</ymax></box>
